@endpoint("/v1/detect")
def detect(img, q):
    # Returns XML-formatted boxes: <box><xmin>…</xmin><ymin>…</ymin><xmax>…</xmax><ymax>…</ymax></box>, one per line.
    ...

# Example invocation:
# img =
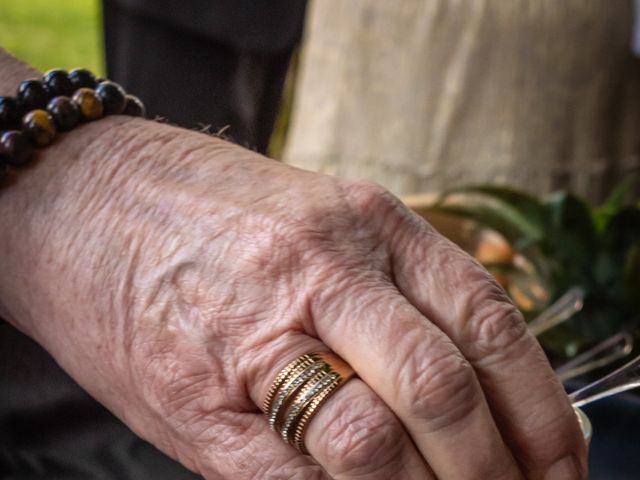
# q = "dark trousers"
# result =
<box><xmin>103</xmin><ymin>0</ymin><xmax>295</xmax><ymax>153</ymax></box>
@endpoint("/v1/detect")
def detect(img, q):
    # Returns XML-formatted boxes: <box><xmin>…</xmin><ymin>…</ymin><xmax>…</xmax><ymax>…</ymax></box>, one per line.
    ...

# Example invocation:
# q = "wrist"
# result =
<box><xmin>0</xmin><ymin>110</ymin><xmax>241</xmax><ymax>342</ymax></box>
<box><xmin>0</xmin><ymin>115</ymin><xmax>139</xmax><ymax>334</ymax></box>
<box><xmin>0</xmin><ymin>117</ymin><xmax>180</xmax><ymax>329</ymax></box>
<box><xmin>0</xmin><ymin>49</ymin><xmax>255</xmax><ymax>344</ymax></box>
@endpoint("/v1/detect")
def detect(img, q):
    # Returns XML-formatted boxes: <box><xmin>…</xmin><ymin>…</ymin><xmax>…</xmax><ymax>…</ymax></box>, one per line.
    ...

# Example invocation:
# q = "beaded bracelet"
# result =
<box><xmin>0</xmin><ymin>68</ymin><xmax>145</xmax><ymax>170</ymax></box>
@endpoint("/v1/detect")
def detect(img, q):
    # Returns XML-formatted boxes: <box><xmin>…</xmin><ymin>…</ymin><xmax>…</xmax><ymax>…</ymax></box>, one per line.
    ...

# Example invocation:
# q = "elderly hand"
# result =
<box><xmin>0</xmin><ymin>56</ymin><xmax>587</xmax><ymax>480</ymax></box>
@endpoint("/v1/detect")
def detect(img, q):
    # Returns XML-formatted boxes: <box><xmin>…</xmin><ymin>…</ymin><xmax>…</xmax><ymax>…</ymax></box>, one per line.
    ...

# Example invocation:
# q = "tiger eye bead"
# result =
<box><xmin>0</xmin><ymin>96</ymin><xmax>22</xmax><ymax>130</ymax></box>
<box><xmin>0</xmin><ymin>130</ymin><xmax>34</xmax><ymax>167</ymax></box>
<box><xmin>17</xmin><ymin>79</ymin><xmax>50</xmax><ymax>110</ymax></box>
<box><xmin>68</xmin><ymin>68</ymin><xmax>98</xmax><ymax>90</ymax></box>
<box><xmin>42</xmin><ymin>69</ymin><xmax>74</xmax><ymax>97</ymax></box>
<box><xmin>95</xmin><ymin>81</ymin><xmax>126</xmax><ymax>115</ymax></box>
<box><xmin>72</xmin><ymin>88</ymin><xmax>104</xmax><ymax>121</ymax></box>
<box><xmin>123</xmin><ymin>94</ymin><xmax>145</xmax><ymax>117</ymax></box>
<box><xmin>47</xmin><ymin>96</ymin><xmax>80</xmax><ymax>131</ymax></box>
<box><xmin>22</xmin><ymin>109</ymin><xmax>57</xmax><ymax>147</ymax></box>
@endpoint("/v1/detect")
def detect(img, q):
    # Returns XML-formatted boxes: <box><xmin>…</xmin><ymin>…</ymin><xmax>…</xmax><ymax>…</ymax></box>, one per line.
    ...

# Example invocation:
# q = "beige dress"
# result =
<box><xmin>284</xmin><ymin>0</ymin><xmax>640</xmax><ymax>202</ymax></box>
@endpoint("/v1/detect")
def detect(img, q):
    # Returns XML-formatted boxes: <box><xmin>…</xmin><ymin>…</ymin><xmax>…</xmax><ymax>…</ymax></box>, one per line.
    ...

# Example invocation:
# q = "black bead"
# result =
<box><xmin>0</xmin><ymin>130</ymin><xmax>34</xmax><ymax>167</ymax></box>
<box><xmin>42</xmin><ymin>69</ymin><xmax>75</xmax><ymax>97</ymax></box>
<box><xmin>0</xmin><ymin>96</ymin><xmax>22</xmax><ymax>130</ymax></box>
<box><xmin>68</xmin><ymin>68</ymin><xmax>98</xmax><ymax>89</ymax></box>
<box><xmin>96</xmin><ymin>81</ymin><xmax>126</xmax><ymax>115</ymax></box>
<box><xmin>123</xmin><ymin>94</ymin><xmax>145</xmax><ymax>117</ymax></box>
<box><xmin>17</xmin><ymin>79</ymin><xmax>50</xmax><ymax>110</ymax></box>
<box><xmin>47</xmin><ymin>96</ymin><xmax>80</xmax><ymax>131</ymax></box>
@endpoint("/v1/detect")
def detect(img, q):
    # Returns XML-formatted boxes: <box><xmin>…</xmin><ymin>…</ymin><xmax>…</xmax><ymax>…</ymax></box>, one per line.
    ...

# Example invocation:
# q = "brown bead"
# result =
<box><xmin>0</xmin><ymin>130</ymin><xmax>34</xmax><ymax>167</ymax></box>
<box><xmin>72</xmin><ymin>88</ymin><xmax>104</xmax><ymax>121</ymax></box>
<box><xmin>22</xmin><ymin>109</ymin><xmax>57</xmax><ymax>147</ymax></box>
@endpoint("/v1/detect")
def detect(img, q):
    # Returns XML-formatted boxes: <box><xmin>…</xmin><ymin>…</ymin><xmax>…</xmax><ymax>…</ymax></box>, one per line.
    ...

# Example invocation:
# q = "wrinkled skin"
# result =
<box><xmin>0</xmin><ymin>55</ymin><xmax>587</xmax><ymax>480</ymax></box>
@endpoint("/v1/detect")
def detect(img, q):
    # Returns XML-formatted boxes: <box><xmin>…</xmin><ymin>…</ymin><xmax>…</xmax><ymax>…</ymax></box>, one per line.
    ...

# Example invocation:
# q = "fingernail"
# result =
<box><xmin>545</xmin><ymin>455</ymin><xmax>582</xmax><ymax>480</ymax></box>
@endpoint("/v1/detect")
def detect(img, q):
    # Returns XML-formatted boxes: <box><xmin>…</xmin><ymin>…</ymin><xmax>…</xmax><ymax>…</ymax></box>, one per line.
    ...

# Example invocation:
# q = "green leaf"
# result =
<box><xmin>593</xmin><ymin>176</ymin><xmax>639</xmax><ymax>232</ymax></box>
<box><xmin>544</xmin><ymin>191</ymin><xmax>593</xmax><ymax>225</ymax></box>
<box><xmin>435</xmin><ymin>186</ymin><xmax>545</xmax><ymax>246</ymax></box>
<box><xmin>544</xmin><ymin>193</ymin><xmax>597</xmax><ymax>246</ymax></box>
<box><xmin>623</xmin><ymin>246</ymin><xmax>640</xmax><ymax>312</ymax></box>
<box><xmin>428</xmin><ymin>203</ymin><xmax>542</xmax><ymax>247</ymax></box>
<box><xmin>604</xmin><ymin>176</ymin><xmax>637</xmax><ymax>207</ymax></box>
<box><xmin>440</xmin><ymin>185</ymin><xmax>547</xmax><ymax>230</ymax></box>
<box><xmin>542</xmin><ymin>193</ymin><xmax>598</xmax><ymax>288</ymax></box>
<box><xmin>603</xmin><ymin>207</ymin><xmax>640</xmax><ymax>257</ymax></box>
<box><xmin>478</xmin><ymin>261</ymin><xmax>519</xmax><ymax>272</ymax></box>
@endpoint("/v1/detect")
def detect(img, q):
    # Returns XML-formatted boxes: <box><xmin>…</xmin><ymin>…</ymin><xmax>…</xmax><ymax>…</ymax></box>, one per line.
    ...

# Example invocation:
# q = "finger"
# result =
<box><xmin>313</xmin><ymin>281</ymin><xmax>524</xmax><ymax>480</ymax></box>
<box><xmin>242</xmin><ymin>330</ymin><xmax>434</xmax><ymax>479</ymax></box>
<box><xmin>306</xmin><ymin>379</ymin><xmax>435</xmax><ymax>480</ymax></box>
<box><xmin>391</xmin><ymin>214</ymin><xmax>588</xmax><ymax>477</ymax></box>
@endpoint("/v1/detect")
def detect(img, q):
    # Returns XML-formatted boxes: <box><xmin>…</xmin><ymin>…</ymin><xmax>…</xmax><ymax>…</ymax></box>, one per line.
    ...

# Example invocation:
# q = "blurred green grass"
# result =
<box><xmin>0</xmin><ymin>0</ymin><xmax>103</xmax><ymax>75</ymax></box>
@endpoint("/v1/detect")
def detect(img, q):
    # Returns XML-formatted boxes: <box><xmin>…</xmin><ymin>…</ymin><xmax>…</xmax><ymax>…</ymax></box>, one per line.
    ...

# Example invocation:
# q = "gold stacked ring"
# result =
<box><xmin>263</xmin><ymin>351</ymin><xmax>356</xmax><ymax>454</ymax></box>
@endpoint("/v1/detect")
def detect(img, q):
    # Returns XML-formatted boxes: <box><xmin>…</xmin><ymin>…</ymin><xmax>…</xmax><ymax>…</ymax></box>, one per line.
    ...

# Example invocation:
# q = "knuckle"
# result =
<box><xmin>342</xmin><ymin>180</ymin><xmax>401</xmax><ymax>217</ymax></box>
<box><xmin>344</xmin><ymin>179</ymin><xmax>392</xmax><ymax>203</ymax></box>
<box><xmin>466</xmin><ymin>286</ymin><xmax>531</xmax><ymax>363</ymax></box>
<box><xmin>396</xmin><ymin>340</ymin><xmax>480</xmax><ymax>431</ymax></box>
<box><xmin>432</xmin><ymin>248</ymin><xmax>532</xmax><ymax>363</ymax></box>
<box><xmin>339</xmin><ymin>179</ymin><xmax>414</xmax><ymax>259</ymax></box>
<box><xmin>319</xmin><ymin>391</ymin><xmax>405</xmax><ymax>476</ymax></box>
